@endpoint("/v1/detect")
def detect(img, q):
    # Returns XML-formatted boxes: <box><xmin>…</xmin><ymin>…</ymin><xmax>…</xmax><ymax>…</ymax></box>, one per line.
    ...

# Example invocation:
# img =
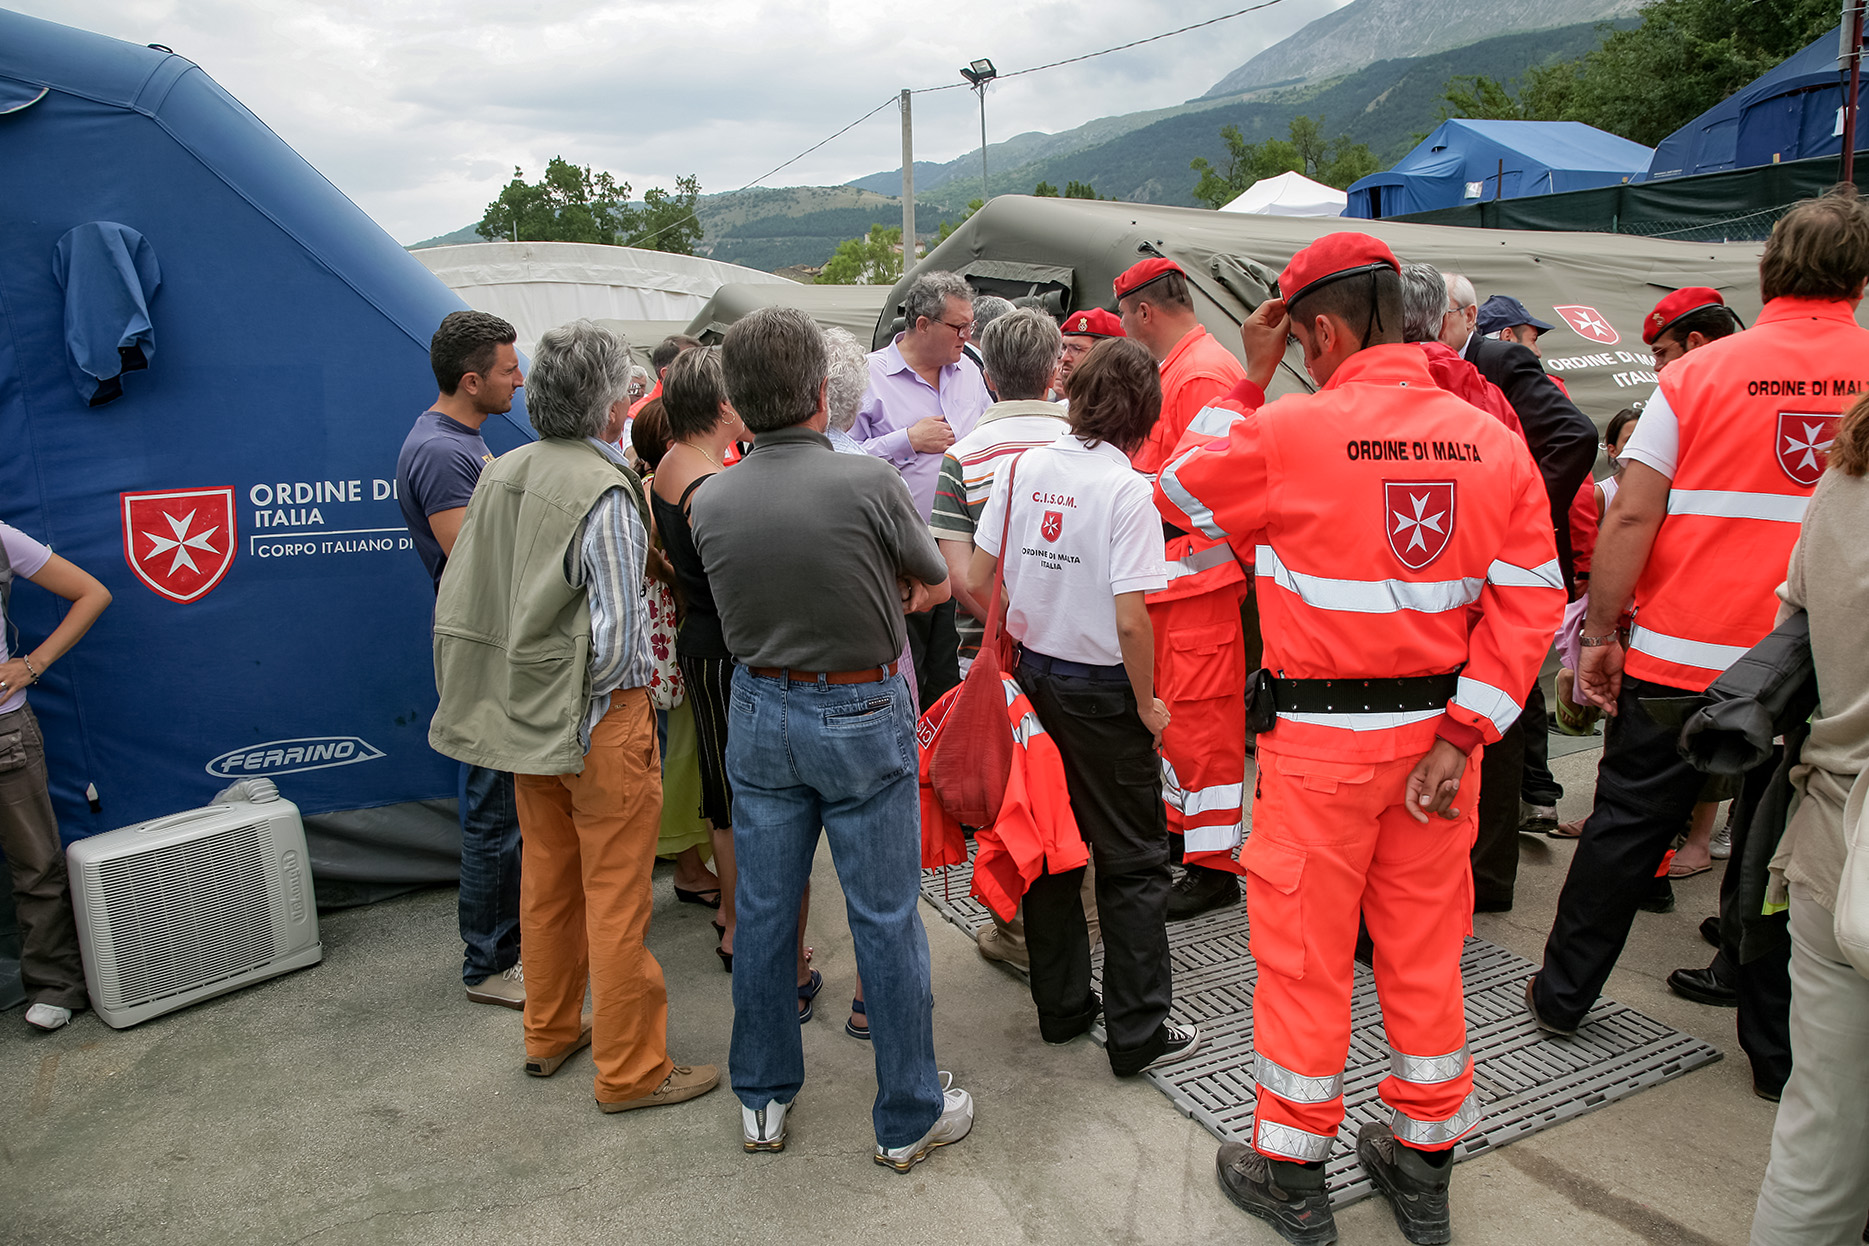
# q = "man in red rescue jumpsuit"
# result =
<box><xmin>1154</xmin><ymin>235</ymin><xmax>1563</xmax><ymax>1245</ymax></box>
<box><xmin>1114</xmin><ymin>257</ymin><xmax>1252</xmax><ymax>918</ymax></box>
<box><xmin>1531</xmin><ymin>189</ymin><xmax>1869</xmax><ymax>1099</ymax></box>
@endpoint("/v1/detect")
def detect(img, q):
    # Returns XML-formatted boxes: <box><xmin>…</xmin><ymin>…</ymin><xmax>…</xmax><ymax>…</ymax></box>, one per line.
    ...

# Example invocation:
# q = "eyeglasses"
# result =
<box><xmin>935</xmin><ymin>318</ymin><xmax>975</xmax><ymax>340</ymax></box>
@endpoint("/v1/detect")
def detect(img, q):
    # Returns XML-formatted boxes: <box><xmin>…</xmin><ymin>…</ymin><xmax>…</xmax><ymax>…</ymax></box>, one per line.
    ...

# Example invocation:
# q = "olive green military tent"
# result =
<box><xmin>684</xmin><ymin>281</ymin><xmax>892</xmax><ymax>345</ymax></box>
<box><xmin>879</xmin><ymin>195</ymin><xmax>1782</xmax><ymax>423</ymax></box>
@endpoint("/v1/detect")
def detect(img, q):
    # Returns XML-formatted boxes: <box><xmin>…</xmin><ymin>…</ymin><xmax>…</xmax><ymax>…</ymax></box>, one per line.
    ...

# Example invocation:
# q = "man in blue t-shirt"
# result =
<box><xmin>396</xmin><ymin>309</ymin><xmax>529</xmax><ymax>1008</ymax></box>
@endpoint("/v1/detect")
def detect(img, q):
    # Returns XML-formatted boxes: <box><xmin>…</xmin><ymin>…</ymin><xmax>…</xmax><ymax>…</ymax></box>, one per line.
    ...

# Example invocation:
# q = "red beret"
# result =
<box><xmin>1277</xmin><ymin>232</ymin><xmax>1400</xmax><ymax>307</ymax></box>
<box><xmin>1061</xmin><ymin>307</ymin><xmax>1126</xmax><ymax>338</ymax></box>
<box><xmin>1113</xmin><ymin>257</ymin><xmax>1184</xmax><ymax>302</ymax></box>
<box><xmin>1643</xmin><ymin>287</ymin><xmax>1727</xmax><ymax>345</ymax></box>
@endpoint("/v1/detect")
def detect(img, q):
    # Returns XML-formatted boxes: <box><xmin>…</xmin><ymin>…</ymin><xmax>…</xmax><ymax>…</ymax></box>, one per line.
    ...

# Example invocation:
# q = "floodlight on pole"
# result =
<box><xmin>960</xmin><ymin>58</ymin><xmax>997</xmax><ymax>205</ymax></box>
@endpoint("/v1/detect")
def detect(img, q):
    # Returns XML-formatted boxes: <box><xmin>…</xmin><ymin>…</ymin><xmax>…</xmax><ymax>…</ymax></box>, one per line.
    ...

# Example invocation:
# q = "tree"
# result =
<box><xmin>934</xmin><ymin>198</ymin><xmax>985</xmax><ymax>246</ymax></box>
<box><xmin>816</xmin><ymin>224</ymin><xmax>902</xmax><ymax>285</ymax></box>
<box><xmin>1063</xmin><ymin>180</ymin><xmax>1106</xmax><ymax>200</ymax></box>
<box><xmin>1033</xmin><ymin>181</ymin><xmax>1060</xmax><ymax>197</ymax></box>
<box><xmin>475</xmin><ymin>159</ymin><xmax>704</xmax><ymax>254</ymax></box>
<box><xmin>1191</xmin><ymin>117</ymin><xmax>1377</xmax><ymax>207</ymax></box>
<box><xmin>1438</xmin><ymin>0</ymin><xmax>1837</xmax><ymax>147</ymax></box>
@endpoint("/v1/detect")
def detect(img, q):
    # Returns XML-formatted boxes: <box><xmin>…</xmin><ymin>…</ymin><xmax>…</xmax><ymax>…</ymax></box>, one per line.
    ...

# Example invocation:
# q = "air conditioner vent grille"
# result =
<box><xmin>94</xmin><ymin>821</ymin><xmax>278</xmax><ymax>1007</ymax></box>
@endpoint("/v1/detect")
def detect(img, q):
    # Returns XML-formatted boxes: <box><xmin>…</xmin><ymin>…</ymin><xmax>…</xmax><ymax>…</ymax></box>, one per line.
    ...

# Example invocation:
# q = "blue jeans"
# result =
<box><xmin>725</xmin><ymin>668</ymin><xmax>942</xmax><ymax>1148</ymax></box>
<box><xmin>458</xmin><ymin>762</ymin><xmax>522</xmax><ymax>984</ymax></box>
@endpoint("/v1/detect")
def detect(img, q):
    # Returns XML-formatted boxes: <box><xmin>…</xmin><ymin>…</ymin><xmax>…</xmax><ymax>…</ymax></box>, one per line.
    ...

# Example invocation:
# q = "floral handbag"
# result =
<box><xmin>645</xmin><ymin>577</ymin><xmax>685</xmax><ymax>710</ymax></box>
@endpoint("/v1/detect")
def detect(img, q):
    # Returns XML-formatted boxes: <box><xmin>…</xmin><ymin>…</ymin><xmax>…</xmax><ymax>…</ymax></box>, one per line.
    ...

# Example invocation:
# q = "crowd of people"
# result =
<box><xmin>5</xmin><ymin>185</ymin><xmax>1866</xmax><ymax>1246</ymax></box>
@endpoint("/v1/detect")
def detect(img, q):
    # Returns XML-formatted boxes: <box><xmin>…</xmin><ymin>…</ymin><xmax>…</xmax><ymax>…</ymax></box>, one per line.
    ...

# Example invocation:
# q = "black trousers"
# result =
<box><xmin>1711</xmin><ymin>758</ymin><xmax>1794</xmax><ymax>1094</ymax></box>
<box><xmin>1472</xmin><ymin>716</ymin><xmax>1527</xmax><ymax>906</ymax></box>
<box><xmin>1536</xmin><ymin>676</ymin><xmax>1757</xmax><ymax>1027</ymax></box>
<box><xmin>1519</xmin><ymin>680</ymin><xmax>1563</xmax><ymax>807</ymax></box>
<box><xmin>904</xmin><ymin>600</ymin><xmax>960</xmax><ymax>713</ymax></box>
<box><xmin>1018</xmin><ymin>659</ymin><xmax>1172</xmax><ymax>1074</ymax></box>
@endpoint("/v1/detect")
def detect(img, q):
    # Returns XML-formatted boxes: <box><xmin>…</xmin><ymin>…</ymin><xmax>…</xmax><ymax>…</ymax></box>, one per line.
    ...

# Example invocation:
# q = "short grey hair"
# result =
<box><xmin>973</xmin><ymin>294</ymin><xmax>1016</xmax><ymax>333</ymax></box>
<box><xmin>721</xmin><ymin>307</ymin><xmax>828</xmax><ymax>434</ymax></box>
<box><xmin>979</xmin><ymin>308</ymin><xmax>1062</xmax><ymax>401</ymax></box>
<box><xmin>1445</xmin><ymin>272</ymin><xmax>1477</xmax><ymax>312</ymax></box>
<box><xmin>822</xmin><ymin>327</ymin><xmax>870</xmax><ymax>432</ymax></box>
<box><xmin>527</xmin><ymin>319</ymin><xmax>631</xmax><ymax>440</ymax></box>
<box><xmin>903</xmin><ymin>270</ymin><xmax>973</xmax><ymax>331</ymax></box>
<box><xmin>1400</xmin><ymin>262</ymin><xmax>1448</xmax><ymax>344</ymax></box>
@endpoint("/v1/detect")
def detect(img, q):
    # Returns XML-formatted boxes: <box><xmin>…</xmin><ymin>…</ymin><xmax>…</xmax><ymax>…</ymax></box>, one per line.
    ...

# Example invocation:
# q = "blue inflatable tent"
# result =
<box><xmin>0</xmin><ymin>12</ymin><xmax>533</xmax><ymax>895</ymax></box>
<box><xmin>1642</xmin><ymin>26</ymin><xmax>1863</xmax><ymax>181</ymax></box>
<box><xmin>1346</xmin><ymin>120</ymin><xmax>1654</xmax><ymax>219</ymax></box>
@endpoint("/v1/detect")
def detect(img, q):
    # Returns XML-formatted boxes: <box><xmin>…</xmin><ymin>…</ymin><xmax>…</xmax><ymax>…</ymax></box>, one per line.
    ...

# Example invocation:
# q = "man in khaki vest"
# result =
<box><xmin>431</xmin><ymin>319</ymin><xmax>718</xmax><ymax>1114</ymax></box>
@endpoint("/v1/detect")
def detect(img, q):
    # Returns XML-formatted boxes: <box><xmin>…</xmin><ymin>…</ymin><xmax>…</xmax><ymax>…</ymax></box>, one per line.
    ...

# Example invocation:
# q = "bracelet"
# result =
<box><xmin>21</xmin><ymin>655</ymin><xmax>38</xmax><ymax>683</ymax></box>
<box><xmin>1578</xmin><ymin>633</ymin><xmax>1619</xmax><ymax>648</ymax></box>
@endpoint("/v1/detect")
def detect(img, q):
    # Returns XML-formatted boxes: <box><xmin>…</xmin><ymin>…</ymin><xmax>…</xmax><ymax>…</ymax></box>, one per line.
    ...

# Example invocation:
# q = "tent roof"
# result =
<box><xmin>1348</xmin><ymin>120</ymin><xmax>1653</xmax><ymax>217</ymax></box>
<box><xmin>683</xmin><ymin>282</ymin><xmax>891</xmax><ymax>343</ymax></box>
<box><xmin>1220</xmin><ymin>171</ymin><xmax>1347</xmax><ymax>217</ymax></box>
<box><xmin>1642</xmin><ymin>26</ymin><xmax>1851</xmax><ymax>180</ymax></box>
<box><xmin>885</xmin><ymin>194</ymin><xmax>1765</xmax><ymax>421</ymax></box>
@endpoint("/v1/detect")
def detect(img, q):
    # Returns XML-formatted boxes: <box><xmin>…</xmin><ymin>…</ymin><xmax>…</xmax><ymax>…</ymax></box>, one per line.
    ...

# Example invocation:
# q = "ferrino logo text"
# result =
<box><xmin>205</xmin><ymin>736</ymin><xmax>387</xmax><ymax>778</ymax></box>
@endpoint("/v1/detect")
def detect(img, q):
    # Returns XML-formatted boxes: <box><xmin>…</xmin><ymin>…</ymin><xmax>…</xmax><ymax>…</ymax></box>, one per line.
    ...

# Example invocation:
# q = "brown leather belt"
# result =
<box><xmin>747</xmin><ymin>660</ymin><xmax>900</xmax><ymax>685</ymax></box>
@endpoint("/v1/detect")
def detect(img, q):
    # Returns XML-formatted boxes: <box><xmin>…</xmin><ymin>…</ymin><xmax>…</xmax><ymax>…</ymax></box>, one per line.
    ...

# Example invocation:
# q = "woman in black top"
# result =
<box><xmin>654</xmin><ymin>349</ymin><xmax>820</xmax><ymax>1017</ymax></box>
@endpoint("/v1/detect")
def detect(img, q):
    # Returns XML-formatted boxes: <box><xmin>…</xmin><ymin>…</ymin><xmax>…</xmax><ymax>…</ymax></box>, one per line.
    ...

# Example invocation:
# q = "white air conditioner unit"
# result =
<box><xmin>67</xmin><ymin>778</ymin><xmax>322</xmax><ymax>1028</ymax></box>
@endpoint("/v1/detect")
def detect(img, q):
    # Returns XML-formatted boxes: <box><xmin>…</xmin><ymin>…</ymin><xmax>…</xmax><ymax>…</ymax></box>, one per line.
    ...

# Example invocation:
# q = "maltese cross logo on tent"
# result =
<box><xmin>1553</xmin><ymin>305</ymin><xmax>1621</xmax><ymax>346</ymax></box>
<box><xmin>121</xmin><ymin>487</ymin><xmax>237</xmax><ymax>603</ymax></box>
<box><xmin>1776</xmin><ymin>412</ymin><xmax>1839</xmax><ymax>487</ymax></box>
<box><xmin>1384</xmin><ymin>481</ymin><xmax>1456</xmax><ymax>570</ymax></box>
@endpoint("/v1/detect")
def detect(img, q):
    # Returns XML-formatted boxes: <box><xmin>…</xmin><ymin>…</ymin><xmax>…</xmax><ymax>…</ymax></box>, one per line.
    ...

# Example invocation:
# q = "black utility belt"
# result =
<box><xmin>1244</xmin><ymin>670</ymin><xmax>1459</xmax><ymax>733</ymax></box>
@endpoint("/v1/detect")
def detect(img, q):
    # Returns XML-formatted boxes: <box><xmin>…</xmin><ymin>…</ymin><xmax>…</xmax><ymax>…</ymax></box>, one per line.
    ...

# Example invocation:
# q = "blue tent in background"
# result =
<box><xmin>1346</xmin><ymin>120</ymin><xmax>1654</xmax><ymax>219</ymax></box>
<box><xmin>0</xmin><ymin>11</ymin><xmax>534</xmax><ymax>899</ymax></box>
<box><xmin>1642</xmin><ymin>26</ymin><xmax>1862</xmax><ymax>181</ymax></box>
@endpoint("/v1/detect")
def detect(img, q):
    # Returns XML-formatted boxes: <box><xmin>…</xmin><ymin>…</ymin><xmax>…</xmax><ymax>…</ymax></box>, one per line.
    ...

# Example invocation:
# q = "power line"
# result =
<box><xmin>628</xmin><ymin>0</ymin><xmax>1292</xmax><ymax>249</ymax></box>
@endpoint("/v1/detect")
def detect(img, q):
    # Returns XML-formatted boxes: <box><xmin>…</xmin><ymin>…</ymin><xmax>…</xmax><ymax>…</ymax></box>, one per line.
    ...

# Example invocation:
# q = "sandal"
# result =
<box><xmin>844</xmin><ymin>997</ymin><xmax>870</xmax><ymax>1041</ymax></box>
<box><xmin>675</xmin><ymin>884</ymin><xmax>722</xmax><ymax>908</ymax></box>
<box><xmin>1549</xmin><ymin>818</ymin><xmax>1586</xmax><ymax>839</ymax></box>
<box><xmin>1668</xmin><ymin>860</ymin><xmax>1712</xmax><ymax>879</ymax></box>
<box><xmin>798</xmin><ymin>969</ymin><xmax>823</xmax><ymax>1023</ymax></box>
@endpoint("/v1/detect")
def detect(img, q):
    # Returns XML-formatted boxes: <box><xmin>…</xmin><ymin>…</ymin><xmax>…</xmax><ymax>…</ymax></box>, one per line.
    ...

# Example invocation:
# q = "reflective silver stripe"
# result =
<box><xmin>1165</xmin><ymin>543</ymin><xmax>1237</xmax><ymax>581</ymax></box>
<box><xmin>1391</xmin><ymin>1092</ymin><xmax>1482</xmax><ymax>1148</ymax></box>
<box><xmin>1455</xmin><ymin>675</ymin><xmax>1519</xmax><ymax>737</ymax></box>
<box><xmin>1184</xmin><ymin>781</ymin><xmax>1244</xmax><ymax>816</ymax></box>
<box><xmin>1254</xmin><ymin>1118</ymin><xmax>1336</xmax><ymax>1162</ymax></box>
<box><xmin>1159</xmin><ymin>447</ymin><xmax>1226</xmax><ymax>540</ymax></box>
<box><xmin>1668</xmin><ymin>488</ymin><xmax>1809</xmax><ymax>524</ymax></box>
<box><xmin>1255</xmin><ymin>1054</ymin><xmax>1344</xmax><ymax>1105</ymax></box>
<box><xmin>1389</xmin><ymin>1045</ymin><xmax>1470</xmax><ymax>1086</ymax></box>
<box><xmin>1627</xmin><ymin>623</ymin><xmax>1748</xmax><ymax>673</ymax></box>
<box><xmin>1256</xmin><ymin>545</ymin><xmax>1481</xmax><ymax>616</ymax></box>
<box><xmin>1486</xmin><ymin>557</ymin><xmax>1564</xmax><ymax>591</ymax></box>
<box><xmin>1185</xmin><ymin>820</ymin><xmax>1242</xmax><ymax>852</ymax></box>
<box><xmin>1160</xmin><ymin>756</ymin><xmax>1187</xmax><ymax>813</ymax></box>
<box><xmin>1186</xmin><ymin>404</ymin><xmax>1244</xmax><ymax>439</ymax></box>
<box><xmin>1278</xmin><ymin>708</ymin><xmax>1444</xmax><ymax>732</ymax></box>
<box><xmin>1010</xmin><ymin>710</ymin><xmax>1045</xmax><ymax>747</ymax></box>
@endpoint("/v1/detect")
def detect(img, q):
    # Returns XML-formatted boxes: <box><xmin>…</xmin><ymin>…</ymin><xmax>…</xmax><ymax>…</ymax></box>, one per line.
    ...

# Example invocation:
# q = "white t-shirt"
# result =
<box><xmin>0</xmin><ymin>521</ymin><xmax>53</xmax><ymax>716</ymax></box>
<box><xmin>1619</xmin><ymin>384</ymin><xmax>1678</xmax><ymax>479</ymax></box>
<box><xmin>976</xmin><ymin>434</ymin><xmax>1167</xmax><ymax>666</ymax></box>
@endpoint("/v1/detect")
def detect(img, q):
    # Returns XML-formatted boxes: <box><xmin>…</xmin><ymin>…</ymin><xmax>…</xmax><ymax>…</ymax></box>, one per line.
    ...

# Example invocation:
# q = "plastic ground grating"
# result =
<box><xmin>920</xmin><ymin>849</ymin><xmax>1722</xmax><ymax>1208</ymax></box>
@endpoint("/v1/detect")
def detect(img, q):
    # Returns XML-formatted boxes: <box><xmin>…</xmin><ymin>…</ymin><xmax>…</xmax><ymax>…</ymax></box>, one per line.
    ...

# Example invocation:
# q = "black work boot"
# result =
<box><xmin>1215</xmin><ymin>1142</ymin><xmax>1337</xmax><ymax>1245</ymax></box>
<box><xmin>1356</xmin><ymin>1121</ymin><xmax>1452</xmax><ymax>1245</ymax></box>
<box><xmin>1167</xmin><ymin>864</ymin><xmax>1240</xmax><ymax>920</ymax></box>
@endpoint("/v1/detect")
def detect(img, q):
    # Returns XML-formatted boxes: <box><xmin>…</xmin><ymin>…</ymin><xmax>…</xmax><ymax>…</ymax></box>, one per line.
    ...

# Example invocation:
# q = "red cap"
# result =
<box><xmin>1113</xmin><ymin>257</ymin><xmax>1184</xmax><ymax>302</ymax></box>
<box><xmin>1643</xmin><ymin>287</ymin><xmax>1727</xmax><ymax>345</ymax></box>
<box><xmin>1061</xmin><ymin>307</ymin><xmax>1126</xmax><ymax>338</ymax></box>
<box><xmin>1277</xmin><ymin>232</ymin><xmax>1400</xmax><ymax>308</ymax></box>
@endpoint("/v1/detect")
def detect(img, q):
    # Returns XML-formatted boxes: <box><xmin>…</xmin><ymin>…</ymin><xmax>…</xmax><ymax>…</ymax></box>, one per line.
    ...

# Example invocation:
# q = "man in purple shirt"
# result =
<box><xmin>856</xmin><ymin>271</ymin><xmax>993</xmax><ymax>708</ymax></box>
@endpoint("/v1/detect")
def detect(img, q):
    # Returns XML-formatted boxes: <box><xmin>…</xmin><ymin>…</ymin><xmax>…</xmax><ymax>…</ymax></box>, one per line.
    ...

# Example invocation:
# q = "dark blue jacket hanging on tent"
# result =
<box><xmin>0</xmin><ymin>12</ymin><xmax>535</xmax><ymax>869</ymax></box>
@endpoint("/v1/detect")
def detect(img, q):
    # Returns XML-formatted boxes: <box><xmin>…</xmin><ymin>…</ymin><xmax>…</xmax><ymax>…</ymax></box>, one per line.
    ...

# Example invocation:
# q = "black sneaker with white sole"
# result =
<box><xmin>1167</xmin><ymin>864</ymin><xmax>1239</xmax><ymax>920</ymax></box>
<box><xmin>1111</xmin><ymin>1021</ymin><xmax>1203</xmax><ymax>1077</ymax></box>
<box><xmin>1356</xmin><ymin>1120</ymin><xmax>1453</xmax><ymax>1245</ymax></box>
<box><xmin>1215</xmin><ymin>1142</ymin><xmax>1338</xmax><ymax>1245</ymax></box>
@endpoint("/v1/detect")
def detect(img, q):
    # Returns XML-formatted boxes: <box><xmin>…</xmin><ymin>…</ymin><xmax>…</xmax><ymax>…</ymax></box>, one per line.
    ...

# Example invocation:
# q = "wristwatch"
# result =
<box><xmin>1578</xmin><ymin>632</ymin><xmax>1619</xmax><ymax>648</ymax></box>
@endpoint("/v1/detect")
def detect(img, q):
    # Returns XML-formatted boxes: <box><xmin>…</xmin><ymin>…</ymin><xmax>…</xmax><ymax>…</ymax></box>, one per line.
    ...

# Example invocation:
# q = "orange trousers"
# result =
<box><xmin>514</xmin><ymin>688</ymin><xmax>674</xmax><ymax>1104</ymax></box>
<box><xmin>1243</xmin><ymin>747</ymin><xmax>1482</xmax><ymax>1162</ymax></box>
<box><xmin>1149</xmin><ymin>583</ymin><xmax>1250</xmax><ymax>874</ymax></box>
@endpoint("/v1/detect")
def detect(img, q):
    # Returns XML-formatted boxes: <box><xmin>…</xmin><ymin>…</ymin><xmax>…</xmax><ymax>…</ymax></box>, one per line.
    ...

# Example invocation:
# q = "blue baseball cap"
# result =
<box><xmin>1475</xmin><ymin>294</ymin><xmax>1556</xmax><ymax>336</ymax></box>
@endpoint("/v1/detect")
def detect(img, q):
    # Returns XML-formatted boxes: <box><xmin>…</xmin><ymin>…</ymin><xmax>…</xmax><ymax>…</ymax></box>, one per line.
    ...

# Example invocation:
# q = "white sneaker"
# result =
<box><xmin>874</xmin><ymin>1073</ymin><xmax>973</xmax><ymax>1172</ymax></box>
<box><xmin>25</xmin><ymin>1003</ymin><xmax>71</xmax><ymax>1031</ymax></box>
<box><xmin>1710</xmin><ymin>821</ymin><xmax>1733</xmax><ymax>860</ymax></box>
<box><xmin>743</xmin><ymin>1097</ymin><xmax>793</xmax><ymax>1152</ymax></box>
<box><xmin>466</xmin><ymin>963</ymin><xmax>525</xmax><ymax>1009</ymax></box>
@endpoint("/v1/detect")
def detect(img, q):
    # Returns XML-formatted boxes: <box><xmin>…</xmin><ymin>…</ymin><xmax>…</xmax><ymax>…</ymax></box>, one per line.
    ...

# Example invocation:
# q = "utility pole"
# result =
<box><xmin>900</xmin><ymin>89</ymin><xmax>916</xmax><ymax>277</ymax></box>
<box><xmin>1843</xmin><ymin>0</ymin><xmax>1865</xmax><ymax>184</ymax></box>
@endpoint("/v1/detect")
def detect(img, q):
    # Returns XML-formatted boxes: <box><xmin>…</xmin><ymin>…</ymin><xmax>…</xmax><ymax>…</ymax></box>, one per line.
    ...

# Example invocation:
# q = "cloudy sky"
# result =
<box><xmin>22</xmin><ymin>1</ymin><xmax>1349</xmax><ymax>244</ymax></box>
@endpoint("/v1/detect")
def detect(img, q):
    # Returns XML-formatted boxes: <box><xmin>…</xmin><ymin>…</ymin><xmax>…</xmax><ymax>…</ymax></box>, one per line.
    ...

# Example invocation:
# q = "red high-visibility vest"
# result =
<box><xmin>1627</xmin><ymin>297</ymin><xmax>1869</xmax><ymax>690</ymax></box>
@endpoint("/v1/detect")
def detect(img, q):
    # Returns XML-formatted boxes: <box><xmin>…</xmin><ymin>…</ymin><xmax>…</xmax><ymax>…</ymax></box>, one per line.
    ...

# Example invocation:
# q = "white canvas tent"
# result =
<box><xmin>1220</xmin><ymin>172</ymin><xmax>1347</xmax><ymax>217</ymax></box>
<box><xmin>413</xmin><ymin>241</ymin><xmax>789</xmax><ymax>353</ymax></box>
